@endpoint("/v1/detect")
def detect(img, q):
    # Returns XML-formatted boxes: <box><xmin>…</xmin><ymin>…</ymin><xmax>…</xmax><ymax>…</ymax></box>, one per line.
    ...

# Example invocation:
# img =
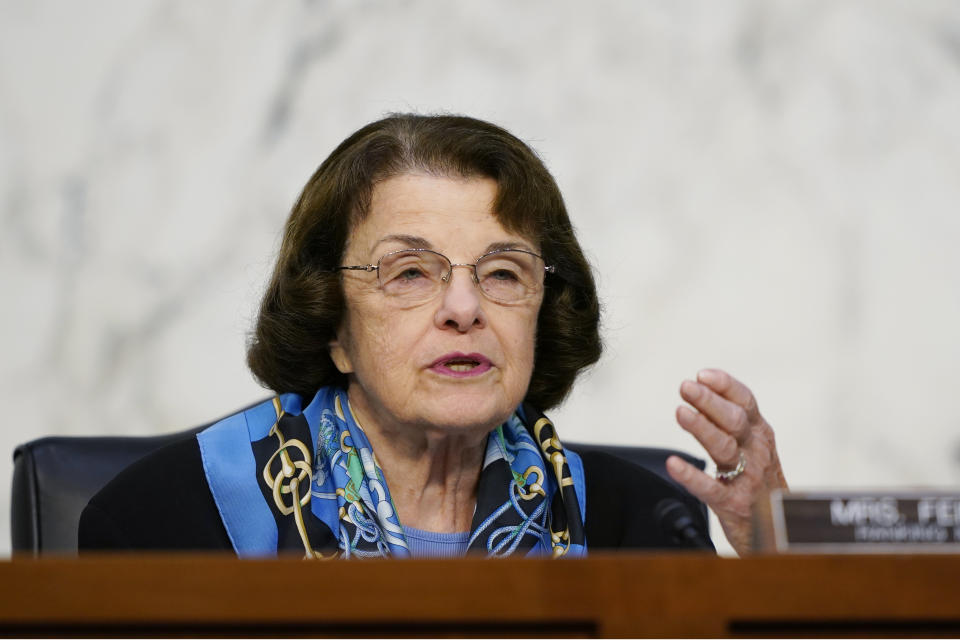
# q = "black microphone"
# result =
<box><xmin>655</xmin><ymin>499</ymin><xmax>713</xmax><ymax>550</ymax></box>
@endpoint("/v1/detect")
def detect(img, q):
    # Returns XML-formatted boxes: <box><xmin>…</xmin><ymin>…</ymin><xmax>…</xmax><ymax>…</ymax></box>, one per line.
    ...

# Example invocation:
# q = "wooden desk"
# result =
<box><xmin>1</xmin><ymin>553</ymin><xmax>958</xmax><ymax>637</ymax></box>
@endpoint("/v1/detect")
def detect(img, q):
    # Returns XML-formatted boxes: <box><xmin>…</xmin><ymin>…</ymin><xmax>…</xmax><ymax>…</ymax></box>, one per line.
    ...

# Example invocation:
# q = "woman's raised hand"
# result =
<box><xmin>666</xmin><ymin>368</ymin><xmax>788</xmax><ymax>555</ymax></box>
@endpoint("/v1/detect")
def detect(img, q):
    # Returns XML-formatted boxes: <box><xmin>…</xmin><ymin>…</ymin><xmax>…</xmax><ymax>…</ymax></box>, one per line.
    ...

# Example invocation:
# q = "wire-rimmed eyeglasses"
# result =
<box><xmin>335</xmin><ymin>248</ymin><xmax>555</xmax><ymax>305</ymax></box>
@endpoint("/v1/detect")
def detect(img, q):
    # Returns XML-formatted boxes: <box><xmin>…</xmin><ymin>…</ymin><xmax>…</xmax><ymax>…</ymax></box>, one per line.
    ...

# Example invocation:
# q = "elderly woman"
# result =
<box><xmin>80</xmin><ymin>114</ymin><xmax>787</xmax><ymax>557</ymax></box>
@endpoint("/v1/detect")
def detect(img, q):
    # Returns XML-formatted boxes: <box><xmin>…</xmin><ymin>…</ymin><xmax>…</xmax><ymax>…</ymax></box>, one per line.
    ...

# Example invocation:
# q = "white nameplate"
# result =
<box><xmin>770</xmin><ymin>490</ymin><xmax>960</xmax><ymax>553</ymax></box>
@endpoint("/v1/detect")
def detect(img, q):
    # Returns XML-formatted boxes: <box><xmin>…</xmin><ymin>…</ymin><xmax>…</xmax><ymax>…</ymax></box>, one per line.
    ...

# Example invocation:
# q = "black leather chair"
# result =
<box><xmin>11</xmin><ymin>412</ymin><xmax>707</xmax><ymax>554</ymax></box>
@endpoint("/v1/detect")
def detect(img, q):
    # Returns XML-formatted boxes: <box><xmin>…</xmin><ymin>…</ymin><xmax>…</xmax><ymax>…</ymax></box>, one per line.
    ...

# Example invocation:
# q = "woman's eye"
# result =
<box><xmin>397</xmin><ymin>267</ymin><xmax>425</xmax><ymax>281</ymax></box>
<box><xmin>488</xmin><ymin>269</ymin><xmax>520</xmax><ymax>281</ymax></box>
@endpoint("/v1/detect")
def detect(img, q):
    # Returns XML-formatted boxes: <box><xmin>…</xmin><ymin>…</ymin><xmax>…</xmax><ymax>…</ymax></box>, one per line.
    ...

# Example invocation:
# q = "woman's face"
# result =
<box><xmin>329</xmin><ymin>173</ymin><xmax>543</xmax><ymax>438</ymax></box>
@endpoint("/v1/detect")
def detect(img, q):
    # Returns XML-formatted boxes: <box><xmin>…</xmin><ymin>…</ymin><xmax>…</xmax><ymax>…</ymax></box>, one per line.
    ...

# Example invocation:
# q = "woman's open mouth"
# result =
<box><xmin>429</xmin><ymin>352</ymin><xmax>493</xmax><ymax>378</ymax></box>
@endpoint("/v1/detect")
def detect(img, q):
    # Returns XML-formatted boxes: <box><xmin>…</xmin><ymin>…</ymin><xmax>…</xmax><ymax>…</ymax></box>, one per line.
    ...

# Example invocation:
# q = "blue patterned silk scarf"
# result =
<box><xmin>198</xmin><ymin>387</ymin><xmax>586</xmax><ymax>558</ymax></box>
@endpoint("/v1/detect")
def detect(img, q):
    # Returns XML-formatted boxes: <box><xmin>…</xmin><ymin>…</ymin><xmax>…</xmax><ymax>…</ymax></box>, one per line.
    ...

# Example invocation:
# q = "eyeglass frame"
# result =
<box><xmin>334</xmin><ymin>247</ymin><xmax>556</xmax><ymax>304</ymax></box>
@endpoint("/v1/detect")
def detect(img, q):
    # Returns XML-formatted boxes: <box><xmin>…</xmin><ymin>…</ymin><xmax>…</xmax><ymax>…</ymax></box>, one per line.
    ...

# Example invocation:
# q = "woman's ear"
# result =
<box><xmin>328</xmin><ymin>334</ymin><xmax>354</xmax><ymax>374</ymax></box>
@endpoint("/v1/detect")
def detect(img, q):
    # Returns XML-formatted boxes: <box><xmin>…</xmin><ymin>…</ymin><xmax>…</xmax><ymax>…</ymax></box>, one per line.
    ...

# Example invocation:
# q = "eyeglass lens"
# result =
<box><xmin>377</xmin><ymin>249</ymin><xmax>544</xmax><ymax>303</ymax></box>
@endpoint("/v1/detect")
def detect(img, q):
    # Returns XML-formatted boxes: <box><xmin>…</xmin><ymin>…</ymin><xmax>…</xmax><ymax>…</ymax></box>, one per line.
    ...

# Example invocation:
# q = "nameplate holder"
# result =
<box><xmin>769</xmin><ymin>490</ymin><xmax>960</xmax><ymax>553</ymax></box>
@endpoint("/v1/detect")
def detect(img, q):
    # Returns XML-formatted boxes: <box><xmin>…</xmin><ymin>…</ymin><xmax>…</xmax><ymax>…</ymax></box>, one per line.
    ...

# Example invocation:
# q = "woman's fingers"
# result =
<box><xmin>665</xmin><ymin>455</ymin><xmax>725</xmax><ymax>505</ymax></box>
<box><xmin>679</xmin><ymin>379</ymin><xmax>751</xmax><ymax>445</ymax></box>
<box><xmin>697</xmin><ymin>369</ymin><xmax>760</xmax><ymax>421</ymax></box>
<box><xmin>675</xmin><ymin>405</ymin><xmax>741</xmax><ymax>469</ymax></box>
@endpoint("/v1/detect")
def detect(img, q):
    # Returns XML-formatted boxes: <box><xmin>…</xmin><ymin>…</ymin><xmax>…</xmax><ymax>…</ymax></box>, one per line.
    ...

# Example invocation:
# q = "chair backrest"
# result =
<box><xmin>11</xmin><ymin>419</ymin><xmax>706</xmax><ymax>554</ymax></box>
<box><xmin>11</xmin><ymin>429</ymin><xmax>204</xmax><ymax>554</ymax></box>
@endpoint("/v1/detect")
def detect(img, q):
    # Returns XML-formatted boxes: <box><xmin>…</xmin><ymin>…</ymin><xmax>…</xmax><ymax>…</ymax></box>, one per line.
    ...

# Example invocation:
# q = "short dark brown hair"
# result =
<box><xmin>247</xmin><ymin>114</ymin><xmax>601</xmax><ymax>410</ymax></box>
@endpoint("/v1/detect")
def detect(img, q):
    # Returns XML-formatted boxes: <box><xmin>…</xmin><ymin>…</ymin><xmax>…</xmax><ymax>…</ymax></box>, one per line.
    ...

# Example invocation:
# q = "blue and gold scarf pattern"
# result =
<box><xmin>197</xmin><ymin>387</ymin><xmax>586</xmax><ymax>558</ymax></box>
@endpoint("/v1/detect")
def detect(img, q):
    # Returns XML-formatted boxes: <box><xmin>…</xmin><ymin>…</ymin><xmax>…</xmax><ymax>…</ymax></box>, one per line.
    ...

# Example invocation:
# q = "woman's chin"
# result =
<box><xmin>417</xmin><ymin>392</ymin><xmax>516</xmax><ymax>434</ymax></box>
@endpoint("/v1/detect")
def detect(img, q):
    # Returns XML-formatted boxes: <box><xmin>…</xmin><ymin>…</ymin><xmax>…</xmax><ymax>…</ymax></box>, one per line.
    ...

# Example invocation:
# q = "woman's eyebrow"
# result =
<box><xmin>370</xmin><ymin>236</ymin><xmax>535</xmax><ymax>255</ymax></box>
<box><xmin>485</xmin><ymin>240</ymin><xmax>536</xmax><ymax>253</ymax></box>
<box><xmin>372</xmin><ymin>234</ymin><xmax>433</xmax><ymax>251</ymax></box>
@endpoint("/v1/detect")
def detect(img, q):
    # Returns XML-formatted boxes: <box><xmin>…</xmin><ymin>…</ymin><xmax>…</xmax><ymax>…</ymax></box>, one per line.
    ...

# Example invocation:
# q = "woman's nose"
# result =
<box><xmin>434</xmin><ymin>267</ymin><xmax>485</xmax><ymax>332</ymax></box>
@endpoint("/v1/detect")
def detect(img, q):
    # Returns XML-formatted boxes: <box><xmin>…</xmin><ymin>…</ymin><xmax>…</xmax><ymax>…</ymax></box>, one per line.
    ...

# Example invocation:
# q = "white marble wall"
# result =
<box><xmin>2</xmin><ymin>0</ymin><xmax>959</xmax><ymax>556</ymax></box>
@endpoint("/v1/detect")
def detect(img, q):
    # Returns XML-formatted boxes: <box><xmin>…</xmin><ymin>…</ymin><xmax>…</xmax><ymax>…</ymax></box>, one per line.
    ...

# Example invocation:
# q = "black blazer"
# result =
<box><xmin>79</xmin><ymin>437</ymin><xmax>713</xmax><ymax>552</ymax></box>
